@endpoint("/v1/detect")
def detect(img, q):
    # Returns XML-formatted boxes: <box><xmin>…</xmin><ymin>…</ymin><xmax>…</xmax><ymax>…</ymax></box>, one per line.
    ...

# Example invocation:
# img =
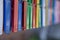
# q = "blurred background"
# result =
<box><xmin>0</xmin><ymin>0</ymin><xmax>60</xmax><ymax>40</ymax></box>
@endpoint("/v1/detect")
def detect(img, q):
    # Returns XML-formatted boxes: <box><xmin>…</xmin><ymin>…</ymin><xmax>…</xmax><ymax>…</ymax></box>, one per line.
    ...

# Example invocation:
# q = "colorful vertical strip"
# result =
<box><xmin>39</xmin><ymin>0</ymin><xmax>41</xmax><ymax>27</ymax></box>
<box><xmin>40</xmin><ymin>0</ymin><xmax>42</xmax><ymax>26</ymax></box>
<box><xmin>12</xmin><ymin>0</ymin><xmax>18</xmax><ymax>32</ymax></box>
<box><xmin>26</xmin><ymin>0</ymin><xmax>32</xmax><ymax>29</ymax></box>
<box><xmin>38</xmin><ymin>5</ymin><xmax>41</xmax><ymax>27</ymax></box>
<box><xmin>0</xmin><ymin>0</ymin><xmax>3</xmax><ymax>35</ymax></box>
<box><xmin>26</xmin><ymin>2</ymin><xmax>30</xmax><ymax>29</ymax></box>
<box><xmin>52</xmin><ymin>0</ymin><xmax>55</xmax><ymax>24</ymax></box>
<box><xmin>38</xmin><ymin>5</ymin><xmax>41</xmax><ymax>28</ymax></box>
<box><xmin>28</xmin><ymin>0</ymin><xmax>32</xmax><ymax>29</ymax></box>
<box><xmin>42</xmin><ymin>0</ymin><xmax>46</xmax><ymax>26</ymax></box>
<box><xmin>4</xmin><ymin>0</ymin><xmax>11</xmax><ymax>34</ymax></box>
<box><xmin>36</xmin><ymin>0</ymin><xmax>40</xmax><ymax>28</ymax></box>
<box><xmin>48</xmin><ymin>0</ymin><xmax>53</xmax><ymax>25</ymax></box>
<box><xmin>45</xmin><ymin>0</ymin><xmax>48</xmax><ymax>26</ymax></box>
<box><xmin>22</xmin><ymin>1</ymin><xmax>27</xmax><ymax>30</ymax></box>
<box><xmin>18</xmin><ymin>0</ymin><xmax>22</xmax><ymax>31</ymax></box>
<box><xmin>29</xmin><ymin>4</ymin><xmax>32</xmax><ymax>29</ymax></box>
<box><xmin>32</xmin><ymin>0</ymin><xmax>36</xmax><ymax>28</ymax></box>
<box><xmin>55</xmin><ymin>0</ymin><xmax>60</xmax><ymax>24</ymax></box>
